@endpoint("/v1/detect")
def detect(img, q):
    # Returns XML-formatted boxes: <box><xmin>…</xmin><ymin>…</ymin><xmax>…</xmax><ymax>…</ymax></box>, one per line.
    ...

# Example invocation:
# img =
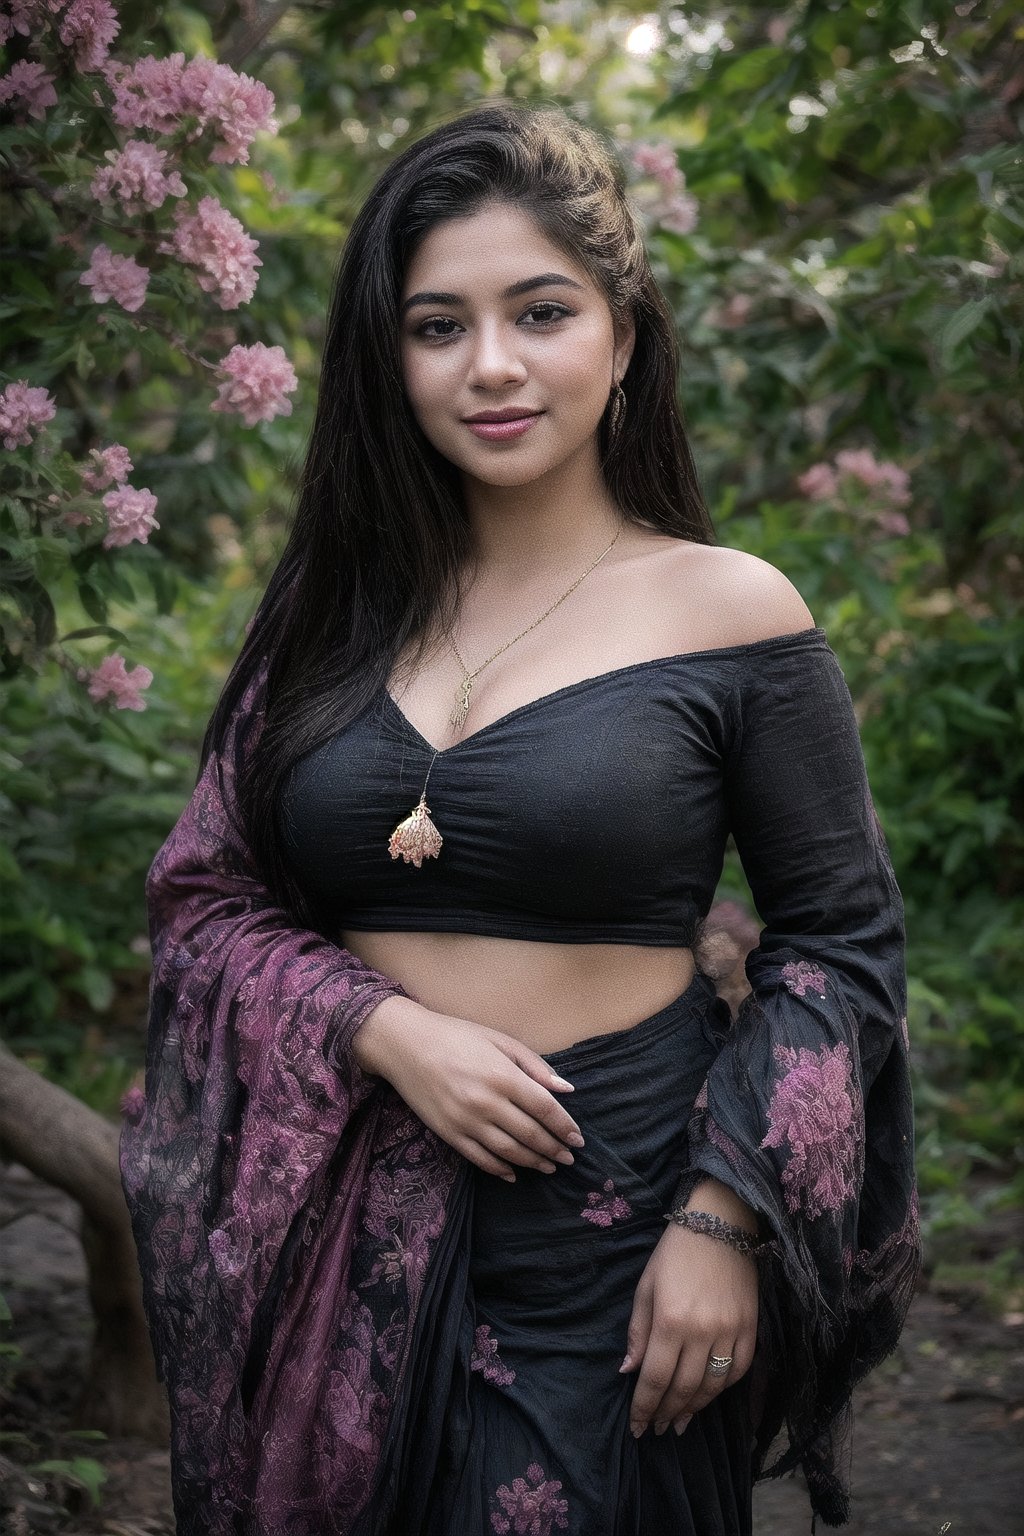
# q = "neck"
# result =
<box><xmin>460</xmin><ymin>441</ymin><xmax>625</xmax><ymax>589</ymax></box>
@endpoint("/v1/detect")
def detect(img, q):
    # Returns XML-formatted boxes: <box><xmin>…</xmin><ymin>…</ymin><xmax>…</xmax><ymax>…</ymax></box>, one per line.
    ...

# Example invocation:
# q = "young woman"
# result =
<box><xmin>120</xmin><ymin>102</ymin><xmax>920</xmax><ymax>1536</ymax></box>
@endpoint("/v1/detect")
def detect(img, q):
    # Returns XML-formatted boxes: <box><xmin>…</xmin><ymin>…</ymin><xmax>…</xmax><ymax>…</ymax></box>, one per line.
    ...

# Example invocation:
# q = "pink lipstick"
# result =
<box><xmin>464</xmin><ymin>414</ymin><xmax>543</xmax><ymax>441</ymax></box>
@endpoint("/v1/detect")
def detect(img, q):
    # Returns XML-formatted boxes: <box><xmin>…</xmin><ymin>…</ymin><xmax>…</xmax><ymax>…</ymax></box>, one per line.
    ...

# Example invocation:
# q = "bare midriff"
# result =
<box><xmin>338</xmin><ymin>929</ymin><xmax>696</xmax><ymax>1054</ymax></box>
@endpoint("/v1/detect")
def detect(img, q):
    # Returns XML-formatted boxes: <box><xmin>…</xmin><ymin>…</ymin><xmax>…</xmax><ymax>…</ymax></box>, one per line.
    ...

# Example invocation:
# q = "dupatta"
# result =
<box><xmin>119</xmin><ymin>656</ymin><xmax>466</xmax><ymax>1534</ymax></box>
<box><xmin>120</xmin><ymin>639</ymin><xmax>920</xmax><ymax>1533</ymax></box>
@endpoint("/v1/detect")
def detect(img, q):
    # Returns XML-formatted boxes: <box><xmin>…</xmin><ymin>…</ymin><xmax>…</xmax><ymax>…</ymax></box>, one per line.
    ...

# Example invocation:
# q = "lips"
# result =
<box><xmin>464</xmin><ymin>413</ymin><xmax>543</xmax><ymax>441</ymax></box>
<box><xmin>463</xmin><ymin>410</ymin><xmax>542</xmax><ymax>423</ymax></box>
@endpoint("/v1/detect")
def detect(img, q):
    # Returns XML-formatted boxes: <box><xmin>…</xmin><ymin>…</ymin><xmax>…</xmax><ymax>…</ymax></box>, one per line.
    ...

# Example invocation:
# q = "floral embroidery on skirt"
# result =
<box><xmin>580</xmin><ymin>1176</ymin><xmax>632</xmax><ymax>1226</ymax></box>
<box><xmin>489</xmin><ymin>1462</ymin><xmax>570</xmax><ymax>1534</ymax></box>
<box><xmin>471</xmin><ymin>1322</ymin><xmax>516</xmax><ymax>1386</ymax></box>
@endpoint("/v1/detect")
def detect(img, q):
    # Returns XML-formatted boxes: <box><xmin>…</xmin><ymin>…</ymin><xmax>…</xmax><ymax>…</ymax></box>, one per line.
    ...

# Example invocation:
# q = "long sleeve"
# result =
<box><xmin>671</xmin><ymin>631</ymin><xmax>920</xmax><ymax>1530</ymax></box>
<box><xmin>118</xmin><ymin>656</ymin><xmax>465</xmax><ymax>1534</ymax></box>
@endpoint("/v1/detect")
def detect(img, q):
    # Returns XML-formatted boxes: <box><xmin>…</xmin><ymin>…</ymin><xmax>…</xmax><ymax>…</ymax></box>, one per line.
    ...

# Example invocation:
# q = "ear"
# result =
<box><xmin>613</xmin><ymin>310</ymin><xmax>636</xmax><ymax>386</ymax></box>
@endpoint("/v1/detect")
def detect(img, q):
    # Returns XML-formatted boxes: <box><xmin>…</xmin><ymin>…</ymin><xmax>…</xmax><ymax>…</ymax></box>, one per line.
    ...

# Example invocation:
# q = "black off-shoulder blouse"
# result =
<box><xmin>276</xmin><ymin>626</ymin><xmax>899</xmax><ymax>963</ymax></box>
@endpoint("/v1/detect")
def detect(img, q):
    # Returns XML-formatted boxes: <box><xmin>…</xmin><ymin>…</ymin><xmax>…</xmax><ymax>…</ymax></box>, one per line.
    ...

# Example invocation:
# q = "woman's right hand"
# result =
<box><xmin>352</xmin><ymin>995</ymin><xmax>585</xmax><ymax>1180</ymax></box>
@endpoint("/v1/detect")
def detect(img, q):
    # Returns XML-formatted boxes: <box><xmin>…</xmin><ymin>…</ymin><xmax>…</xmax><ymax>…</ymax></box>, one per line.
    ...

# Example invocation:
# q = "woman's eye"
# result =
<box><xmin>417</xmin><ymin>317</ymin><xmax>460</xmax><ymax>340</ymax></box>
<box><xmin>415</xmin><ymin>303</ymin><xmax>573</xmax><ymax>342</ymax></box>
<box><xmin>521</xmin><ymin>303</ymin><xmax>572</xmax><ymax>325</ymax></box>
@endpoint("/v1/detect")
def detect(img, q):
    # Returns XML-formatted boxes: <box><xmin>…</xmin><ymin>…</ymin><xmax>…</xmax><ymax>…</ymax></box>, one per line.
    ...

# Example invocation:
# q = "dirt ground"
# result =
<box><xmin>1</xmin><ymin>1163</ymin><xmax>1021</xmax><ymax>1536</ymax></box>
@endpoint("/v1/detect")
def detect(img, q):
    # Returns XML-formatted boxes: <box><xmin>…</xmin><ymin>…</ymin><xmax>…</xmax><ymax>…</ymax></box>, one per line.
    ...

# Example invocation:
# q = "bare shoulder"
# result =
<box><xmin>664</xmin><ymin>541</ymin><xmax>816</xmax><ymax>649</ymax></box>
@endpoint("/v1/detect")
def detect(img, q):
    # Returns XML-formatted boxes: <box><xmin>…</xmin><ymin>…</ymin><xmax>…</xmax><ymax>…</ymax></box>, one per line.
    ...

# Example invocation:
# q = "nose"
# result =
<box><xmin>465</xmin><ymin>317</ymin><xmax>528</xmax><ymax>389</ymax></box>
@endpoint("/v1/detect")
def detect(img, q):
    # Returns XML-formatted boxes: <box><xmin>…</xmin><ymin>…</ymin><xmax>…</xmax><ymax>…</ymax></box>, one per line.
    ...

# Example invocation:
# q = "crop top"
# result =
<box><xmin>276</xmin><ymin>625</ymin><xmax>890</xmax><ymax>950</ymax></box>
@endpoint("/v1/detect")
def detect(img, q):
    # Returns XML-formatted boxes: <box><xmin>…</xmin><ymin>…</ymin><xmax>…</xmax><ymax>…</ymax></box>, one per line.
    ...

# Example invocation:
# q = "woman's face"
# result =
<box><xmin>399</xmin><ymin>201</ymin><xmax>634</xmax><ymax>488</ymax></box>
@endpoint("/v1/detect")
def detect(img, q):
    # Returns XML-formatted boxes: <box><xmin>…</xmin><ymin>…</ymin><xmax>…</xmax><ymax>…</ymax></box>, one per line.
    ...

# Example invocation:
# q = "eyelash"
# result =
<box><xmin>413</xmin><ymin>302</ymin><xmax>575</xmax><ymax>343</ymax></box>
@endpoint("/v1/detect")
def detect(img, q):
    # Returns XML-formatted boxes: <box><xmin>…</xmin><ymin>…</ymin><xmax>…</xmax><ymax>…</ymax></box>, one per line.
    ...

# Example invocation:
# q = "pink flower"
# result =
<box><xmin>874</xmin><ymin>463</ymin><xmax>911</xmax><ymax>507</ymax></box>
<box><xmin>0</xmin><ymin>2</ymin><xmax>45</xmax><ymax>46</ymax></box>
<box><xmin>79</xmin><ymin>442</ymin><xmax>133</xmax><ymax>491</ymax></box>
<box><xmin>82</xmin><ymin>652</ymin><xmax>154</xmax><ymax>711</ymax></box>
<box><xmin>0</xmin><ymin>380</ymin><xmax>57</xmax><ymax>448</ymax></box>
<box><xmin>658</xmin><ymin>190</ymin><xmax>699</xmax><ymax>236</ymax></box>
<box><xmin>833</xmin><ymin>447</ymin><xmax>883</xmax><ymax>485</ymax></box>
<box><xmin>580</xmin><ymin>1177</ymin><xmax>632</xmax><ymax>1227</ymax></box>
<box><xmin>101</xmin><ymin>484</ymin><xmax>159</xmax><ymax>547</ymax></box>
<box><xmin>876</xmin><ymin>509</ymin><xmax>911</xmax><ymax>536</ymax></box>
<box><xmin>489</xmin><ymin>1462</ymin><xmax>569</xmax><ymax>1535</ymax></box>
<box><xmin>210</xmin><ymin>341</ymin><xmax>298</xmax><ymax>426</ymax></box>
<box><xmin>78</xmin><ymin>243</ymin><xmax>150</xmax><ymax>312</ymax></box>
<box><xmin>182</xmin><ymin>54</ymin><xmax>279</xmax><ymax>167</ymax></box>
<box><xmin>102</xmin><ymin>51</ymin><xmax>278</xmax><ymax>165</ymax></box>
<box><xmin>760</xmin><ymin>1042</ymin><xmax>861</xmax><ymax>1220</ymax></box>
<box><xmin>101</xmin><ymin>51</ymin><xmax>189</xmax><ymax>135</ymax></box>
<box><xmin>57</xmin><ymin>0</ymin><xmax>120</xmax><ymax>72</ymax></box>
<box><xmin>797</xmin><ymin>462</ymin><xmax>839</xmax><ymax>500</ymax></box>
<box><xmin>632</xmin><ymin>140</ymin><xmax>684</xmax><ymax>193</ymax></box>
<box><xmin>0</xmin><ymin>59</ymin><xmax>58</xmax><ymax>120</ymax></box>
<box><xmin>157</xmin><ymin>195</ymin><xmax>261</xmax><ymax>309</ymax></box>
<box><xmin>834</xmin><ymin>448</ymin><xmax>912</xmax><ymax>507</ymax></box>
<box><xmin>91</xmin><ymin>139</ymin><xmax>187</xmax><ymax>214</ymax></box>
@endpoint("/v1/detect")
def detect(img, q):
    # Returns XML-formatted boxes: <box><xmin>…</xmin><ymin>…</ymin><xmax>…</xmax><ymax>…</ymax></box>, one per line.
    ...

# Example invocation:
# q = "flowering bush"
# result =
<box><xmin>796</xmin><ymin>446</ymin><xmax>913</xmax><ymax>537</ymax></box>
<box><xmin>628</xmin><ymin>139</ymin><xmax>700</xmax><ymax>236</ymax></box>
<box><xmin>0</xmin><ymin>0</ymin><xmax>295</xmax><ymax>705</ymax></box>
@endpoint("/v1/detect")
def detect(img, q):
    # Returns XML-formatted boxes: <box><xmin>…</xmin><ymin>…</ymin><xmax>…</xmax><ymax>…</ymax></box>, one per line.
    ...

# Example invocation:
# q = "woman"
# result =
<box><xmin>120</xmin><ymin>102</ymin><xmax>920</xmax><ymax>1536</ymax></box>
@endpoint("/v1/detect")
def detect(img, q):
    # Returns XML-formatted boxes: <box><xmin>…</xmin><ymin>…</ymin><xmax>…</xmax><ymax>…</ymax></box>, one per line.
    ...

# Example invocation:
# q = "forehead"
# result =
<box><xmin>401</xmin><ymin>202</ymin><xmax>594</xmax><ymax>296</ymax></box>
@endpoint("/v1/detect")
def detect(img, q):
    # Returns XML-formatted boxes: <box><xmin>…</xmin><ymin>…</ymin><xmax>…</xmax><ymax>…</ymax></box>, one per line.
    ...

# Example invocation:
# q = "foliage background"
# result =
<box><xmin>2</xmin><ymin>0</ymin><xmax>1021</xmax><ymax>1292</ymax></box>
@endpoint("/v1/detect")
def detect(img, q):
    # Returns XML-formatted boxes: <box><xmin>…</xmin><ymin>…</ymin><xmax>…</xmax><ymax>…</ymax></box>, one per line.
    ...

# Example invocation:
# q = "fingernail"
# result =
<box><xmin>674</xmin><ymin>1414</ymin><xmax>692</xmax><ymax>1436</ymax></box>
<box><xmin>630</xmin><ymin>1422</ymin><xmax>645</xmax><ymax>1439</ymax></box>
<box><xmin>551</xmin><ymin>1075</ymin><xmax>574</xmax><ymax>1089</ymax></box>
<box><xmin>503</xmin><ymin>1173</ymin><xmax>516</xmax><ymax>1183</ymax></box>
<box><xmin>567</xmin><ymin>1132</ymin><xmax>585</xmax><ymax>1148</ymax></box>
<box><xmin>555</xmin><ymin>1150</ymin><xmax>574</xmax><ymax>1165</ymax></box>
<box><xmin>618</xmin><ymin>1354</ymin><xmax>632</xmax><ymax>1373</ymax></box>
<box><xmin>655</xmin><ymin>1420</ymin><xmax>669</xmax><ymax>1435</ymax></box>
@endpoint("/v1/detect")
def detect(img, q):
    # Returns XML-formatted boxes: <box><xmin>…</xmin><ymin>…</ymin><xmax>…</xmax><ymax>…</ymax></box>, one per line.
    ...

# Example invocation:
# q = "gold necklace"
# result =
<box><xmin>387</xmin><ymin>523</ymin><xmax>623</xmax><ymax>866</ymax></box>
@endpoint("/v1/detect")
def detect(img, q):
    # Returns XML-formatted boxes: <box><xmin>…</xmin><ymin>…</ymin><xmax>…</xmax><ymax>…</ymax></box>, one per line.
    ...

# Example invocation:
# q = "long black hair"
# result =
<box><xmin>201</xmin><ymin>98</ymin><xmax>716</xmax><ymax>927</ymax></box>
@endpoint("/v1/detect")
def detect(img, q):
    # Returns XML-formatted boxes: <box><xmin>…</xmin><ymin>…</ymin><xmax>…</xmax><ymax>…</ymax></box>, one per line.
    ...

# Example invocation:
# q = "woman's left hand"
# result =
<box><xmin>621</xmin><ymin>1186</ymin><xmax>759</xmax><ymax>1437</ymax></box>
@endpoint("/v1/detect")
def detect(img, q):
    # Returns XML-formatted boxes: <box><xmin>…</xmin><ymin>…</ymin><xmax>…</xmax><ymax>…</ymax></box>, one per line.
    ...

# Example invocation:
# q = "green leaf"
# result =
<box><xmin>59</xmin><ymin>625</ymin><xmax>130</xmax><ymax>643</ymax></box>
<box><xmin>717</xmin><ymin>47</ymin><xmax>786</xmax><ymax>95</ymax></box>
<box><xmin>937</xmin><ymin>298</ymin><xmax>991</xmax><ymax>369</ymax></box>
<box><xmin>78</xmin><ymin>584</ymin><xmax>108</xmax><ymax>624</ymax></box>
<box><xmin>28</xmin><ymin>1457</ymin><xmax>107</xmax><ymax>1508</ymax></box>
<box><xmin>0</xmin><ymin>842</ymin><xmax>23</xmax><ymax>884</ymax></box>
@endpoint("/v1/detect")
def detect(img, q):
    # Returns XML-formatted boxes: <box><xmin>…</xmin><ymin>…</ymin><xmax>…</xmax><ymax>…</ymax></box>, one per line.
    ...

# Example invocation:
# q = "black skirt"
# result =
<box><xmin>358</xmin><ymin>969</ymin><xmax>758</xmax><ymax>1535</ymax></box>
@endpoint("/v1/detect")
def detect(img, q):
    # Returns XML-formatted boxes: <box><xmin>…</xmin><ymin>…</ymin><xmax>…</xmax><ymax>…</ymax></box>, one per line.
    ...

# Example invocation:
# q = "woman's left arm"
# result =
<box><xmin>623</xmin><ymin>629</ymin><xmax>921</xmax><ymax>1524</ymax></box>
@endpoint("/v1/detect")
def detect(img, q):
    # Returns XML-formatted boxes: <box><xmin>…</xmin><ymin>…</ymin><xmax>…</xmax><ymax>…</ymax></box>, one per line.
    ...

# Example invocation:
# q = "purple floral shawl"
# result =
<box><xmin>120</xmin><ymin>657</ymin><xmax>462</xmax><ymax>1533</ymax></box>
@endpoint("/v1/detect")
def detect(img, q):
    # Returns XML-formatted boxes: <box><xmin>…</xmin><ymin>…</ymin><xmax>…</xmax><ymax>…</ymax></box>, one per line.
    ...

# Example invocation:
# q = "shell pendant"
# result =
<box><xmin>388</xmin><ymin>792</ymin><xmax>443</xmax><ymax>867</ymax></box>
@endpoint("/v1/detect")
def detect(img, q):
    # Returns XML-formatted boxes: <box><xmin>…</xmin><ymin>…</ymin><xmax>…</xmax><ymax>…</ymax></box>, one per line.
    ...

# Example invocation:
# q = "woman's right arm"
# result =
<box><xmin>352</xmin><ymin>990</ymin><xmax>586</xmax><ymax>1181</ymax></box>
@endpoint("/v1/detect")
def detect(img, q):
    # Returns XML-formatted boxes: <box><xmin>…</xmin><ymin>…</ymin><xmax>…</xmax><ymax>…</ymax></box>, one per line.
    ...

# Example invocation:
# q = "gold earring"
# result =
<box><xmin>608</xmin><ymin>381</ymin><xmax>626</xmax><ymax>444</ymax></box>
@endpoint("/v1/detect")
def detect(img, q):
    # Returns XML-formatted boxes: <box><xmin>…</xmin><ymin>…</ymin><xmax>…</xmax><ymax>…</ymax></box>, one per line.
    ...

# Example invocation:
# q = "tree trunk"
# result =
<box><xmin>0</xmin><ymin>1040</ymin><xmax>168</xmax><ymax>1443</ymax></box>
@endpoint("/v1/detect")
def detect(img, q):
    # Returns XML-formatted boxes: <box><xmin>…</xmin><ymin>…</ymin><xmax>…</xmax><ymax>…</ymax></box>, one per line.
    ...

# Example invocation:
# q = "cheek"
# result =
<box><xmin>545</xmin><ymin>322</ymin><xmax>614</xmax><ymax>403</ymax></box>
<box><xmin>399</xmin><ymin>347</ymin><xmax>438</xmax><ymax>414</ymax></box>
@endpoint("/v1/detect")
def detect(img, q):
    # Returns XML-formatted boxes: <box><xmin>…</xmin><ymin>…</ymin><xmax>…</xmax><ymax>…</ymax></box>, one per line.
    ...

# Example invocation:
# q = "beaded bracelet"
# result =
<box><xmin>661</xmin><ymin>1206</ymin><xmax>766</xmax><ymax>1259</ymax></box>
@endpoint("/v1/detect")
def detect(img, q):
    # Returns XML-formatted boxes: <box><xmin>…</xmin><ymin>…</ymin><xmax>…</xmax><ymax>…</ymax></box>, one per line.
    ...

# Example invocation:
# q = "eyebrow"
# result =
<box><xmin>400</xmin><ymin>272</ymin><xmax>586</xmax><ymax>318</ymax></box>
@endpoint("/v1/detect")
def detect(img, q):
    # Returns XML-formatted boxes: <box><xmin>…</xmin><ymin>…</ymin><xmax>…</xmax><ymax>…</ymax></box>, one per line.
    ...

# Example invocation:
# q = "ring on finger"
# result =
<box><xmin>705</xmin><ymin>1352</ymin><xmax>733</xmax><ymax>1377</ymax></box>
